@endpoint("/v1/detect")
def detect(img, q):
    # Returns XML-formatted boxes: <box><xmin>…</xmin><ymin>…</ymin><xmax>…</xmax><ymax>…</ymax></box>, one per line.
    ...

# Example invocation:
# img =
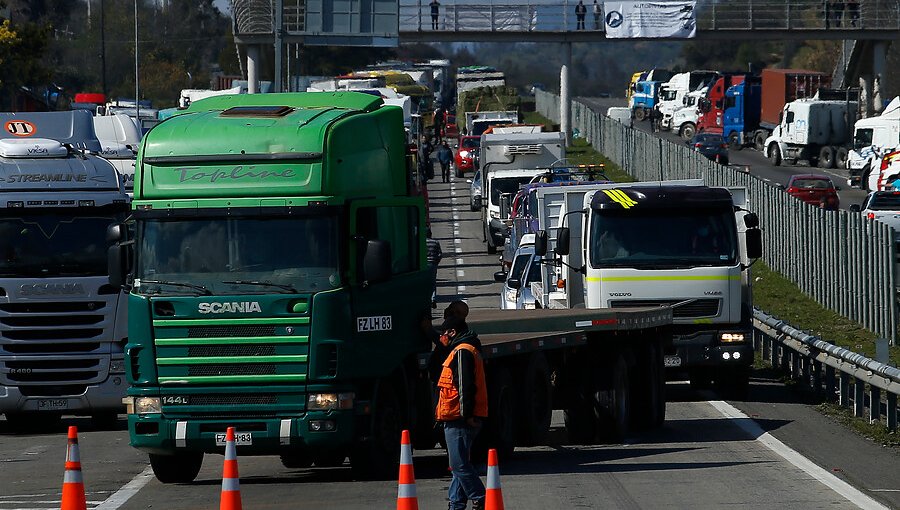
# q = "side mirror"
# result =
<box><xmin>107</xmin><ymin>223</ymin><xmax>127</xmax><ymax>243</ymax></box>
<box><xmin>745</xmin><ymin>229</ymin><xmax>762</xmax><ymax>260</ymax></box>
<box><xmin>493</xmin><ymin>270</ymin><xmax>507</xmax><ymax>283</ymax></box>
<box><xmin>835</xmin><ymin>185</ymin><xmax>842</xmax><ymax>191</ymax></box>
<box><xmin>743</xmin><ymin>212</ymin><xmax>759</xmax><ymax>229</ymax></box>
<box><xmin>363</xmin><ymin>240</ymin><xmax>392</xmax><ymax>285</ymax></box>
<box><xmin>107</xmin><ymin>245</ymin><xmax>129</xmax><ymax>288</ymax></box>
<box><xmin>850</xmin><ymin>204</ymin><xmax>861</xmax><ymax>213</ymax></box>
<box><xmin>499</xmin><ymin>194</ymin><xmax>511</xmax><ymax>219</ymax></box>
<box><xmin>556</xmin><ymin>227</ymin><xmax>571</xmax><ymax>256</ymax></box>
<box><xmin>535</xmin><ymin>230</ymin><xmax>548</xmax><ymax>257</ymax></box>
<box><xmin>507</xmin><ymin>278</ymin><xmax>521</xmax><ymax>290</ymax></box>
<box><xmin>473</xmin><ymin>196</ymin><xmax>483</xmax><ymax>209</ymax></box>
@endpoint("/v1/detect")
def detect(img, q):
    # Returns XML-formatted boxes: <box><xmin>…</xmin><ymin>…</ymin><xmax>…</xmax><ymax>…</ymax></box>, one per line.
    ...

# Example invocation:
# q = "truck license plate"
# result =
<box><xmin>215</xmin><ymin>432</ymin><xmax>252</xmax><ymax>446</ymax></box>
<box><xmin>663</xmin><ymin>355</ymin><xmax>682</xmax><ymax>368</ymax></box>
<box><xmin>38</xmin><ymin>399</ymin><xmax>68</xmax><ymax>411</ymax></box>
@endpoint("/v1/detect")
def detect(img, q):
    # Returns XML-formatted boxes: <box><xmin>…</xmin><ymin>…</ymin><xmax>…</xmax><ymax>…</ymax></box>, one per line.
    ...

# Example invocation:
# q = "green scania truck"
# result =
<box><xmin>109</xmin><ymin>92</ymin><xmax>675</xmax><ymax>483</ymax></box>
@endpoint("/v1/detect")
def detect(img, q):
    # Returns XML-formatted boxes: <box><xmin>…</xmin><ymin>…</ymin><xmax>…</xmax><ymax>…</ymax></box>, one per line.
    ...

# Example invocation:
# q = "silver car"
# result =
<box><xmin>469</xmin><ymin>170</ymin><xmax>482</xmax><ymax>211</ymax></box>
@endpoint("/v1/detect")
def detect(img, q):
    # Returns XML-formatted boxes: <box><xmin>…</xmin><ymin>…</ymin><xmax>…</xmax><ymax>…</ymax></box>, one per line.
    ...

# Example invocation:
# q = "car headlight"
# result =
<box><xmin>505</xmin><ymin>288</ymin><xmax>518</xmax><ymax>304</ymax></box>
<box><xmin>109</xmin><ymin>358</ymin><xmax>126</xmax><ymax>374</ymax></box>
<box><xmin>720</xmin><ymin>333</ymin><xmax>746</xmax><ymax>343</ymax></box>
<box><xmin>134</xmin><ymin>396</ymin><xmax>161</xmax><ymax>414</ymax></box>
<box><xmin>459</xmin><ymin>150</ymin><xmax>469</xmax><ymax>158</ymax></box>
<box><xmin>489</xmin><ymin>210</ymin><xmax>500</xmax><ymax>219</ymax></box>
<box><xmin>307</xmin><ymin>392</ymin><xmax>354</xmax><ymax>411</ymax></box>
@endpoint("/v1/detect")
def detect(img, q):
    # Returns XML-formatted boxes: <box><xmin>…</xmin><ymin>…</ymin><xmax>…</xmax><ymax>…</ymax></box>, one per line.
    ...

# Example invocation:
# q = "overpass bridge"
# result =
<box><xmin>231</xmin><ymin>0</ymin><xmax>899</xmax><ymax>126</ymax></box>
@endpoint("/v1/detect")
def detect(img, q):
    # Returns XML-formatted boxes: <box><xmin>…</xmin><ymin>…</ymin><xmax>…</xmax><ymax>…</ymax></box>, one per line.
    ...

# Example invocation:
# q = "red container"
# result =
<box><xmin>760</xmin><ymin>69</ymin><xmax>830</xmax><ymax>127</ymax></box>
<box><xmin>74</xmin><ymin>93</ymin><xmax>106</xmax><ymax>105</ymax></box>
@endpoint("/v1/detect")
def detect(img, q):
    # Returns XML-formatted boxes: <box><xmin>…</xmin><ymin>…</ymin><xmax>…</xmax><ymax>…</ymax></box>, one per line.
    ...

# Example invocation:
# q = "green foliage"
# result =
<box><xmin>459</xmin><ymin>85</ymin><xmax>520</xmax><ymax>115</ymax></box>
<box><xmin>0</xmin><ymin>17</ymin><xmax>51</xmax><ymax>107</ymax></box>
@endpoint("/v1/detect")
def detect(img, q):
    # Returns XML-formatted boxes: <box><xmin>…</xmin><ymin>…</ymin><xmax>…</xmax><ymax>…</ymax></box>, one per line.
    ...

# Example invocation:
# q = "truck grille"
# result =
<box><xmin>0</xmin><ymin>298</ymin><xmax>114</xmax><ymax>388</ymax></box>
<box><xmin>188</xmin><ymin>325</ymin><xmax>277</xmax><ymax>338</ymax></box>
<box><xmin>609</xmin><ymin>299</ymin><xmax>720</xmax><ymax>318</ymax></box>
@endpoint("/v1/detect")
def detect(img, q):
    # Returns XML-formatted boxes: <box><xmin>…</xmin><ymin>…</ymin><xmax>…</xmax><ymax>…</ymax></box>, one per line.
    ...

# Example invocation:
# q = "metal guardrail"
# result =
<box><xmin>754</xmin><ymin>308</ymin><xmax>899</xmax><ymax>431</ymax></box>
<box><xmin>536</xmin><ymin>90</ymin><xmax>899</xmax><ymax>343</ymax></box>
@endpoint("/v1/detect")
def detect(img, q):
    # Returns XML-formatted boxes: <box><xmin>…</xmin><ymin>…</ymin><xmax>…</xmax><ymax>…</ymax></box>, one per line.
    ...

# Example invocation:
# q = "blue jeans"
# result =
<box><xmin>443</xmin><ymin>420</ymin><xmax>485</xmax><ymax>510</ymax></box>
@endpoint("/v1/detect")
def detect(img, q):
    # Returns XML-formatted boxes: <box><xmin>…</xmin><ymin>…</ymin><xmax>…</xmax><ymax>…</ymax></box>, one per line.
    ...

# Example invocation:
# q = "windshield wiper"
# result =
<box><xmin>139</xmin><ymin>279</ymin><xmax>213</xmax><ymax>296</ymax></box>
<box><xmin>222</xmin><ymin>280</ymin><xmax>297</xmax><ymax>293</ymax></box>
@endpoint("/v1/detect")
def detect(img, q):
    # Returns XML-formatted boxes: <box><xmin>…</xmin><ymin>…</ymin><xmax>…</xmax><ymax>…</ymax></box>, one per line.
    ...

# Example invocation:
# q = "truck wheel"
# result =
<box><xmin>715</xmin><ymin>366</ymin><xmax>750</xmax><ymax>400</ymax></box>
<box><xmin>564</xmin><ymin>390</ymin><xmax>598</xmax><ymax>444</ymax></box>
<box><xmin>818</xmin><ymin>146</ymin><xmax>835</xmax><ymax>169</ymax></box>
<box><xmin>280</xmin><ymin>452</ymin><xmax>313</xmax><ymax>469</ymax></box>
<box><xmin>412</xmin><ymin>379</ymin><xmax>437</xmax><ymax>450</ymax></box>
<box><xmin>753</xmin><ymin>131</ymin><xmax>767</xmax><ymax>151</ymax></box>
<box><xmin>728</xmin><ymin>132</ymin><xmax>741</xmax><ymax>150</ymax></box>
<box><xmin>517</xmin><ymin>353</ymin><xmax>552</xmax><ymax>446</ymax></box>
<box><xmin>149</xmin><ymin>452</ymin><xmax>204</xmax><ymax>483</ymax></box>
<box><xmin>836</xmin><ymin>147</ymin><xmax>849</xmax><ymax>169</ymax></box>
<box><xmin>679</xmin><ymin>123</ymin><xmax>696</xmax><ymax>141</ymax></box>
<box><xmin>350</xmin><ymin>381</ymin><xmax>402</xmax><ymax>480</ymax></box>
<box><xmin>475</xmin><ymin>366</ymin><xmax>516</xmax><ymax>462</ymax></box>
<box><xmin>634</xmin><ymin>108</ymin><xmax>646</xmax><ymax>122</ymax></box>
<box><xmin>768</xmin><ymin>144</ymin><xmax>782</xmax><ymax>166</ymax></box>
<box><xmin>597</xmin><ymin>356</ymin><xmax>630</xmax><ymax>443</ymax></box>
<box><xmin>630</xmin><ymin>342</ymin><xmax>665</xmax><ymax>430</ymax></box>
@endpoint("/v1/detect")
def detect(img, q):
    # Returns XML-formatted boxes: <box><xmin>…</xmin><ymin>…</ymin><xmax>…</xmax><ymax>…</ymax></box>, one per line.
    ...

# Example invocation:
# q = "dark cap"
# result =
<box><xmin>440</xmin><ymin>315</ymin><xmax>466</xmax><ymax>333</ymax></box>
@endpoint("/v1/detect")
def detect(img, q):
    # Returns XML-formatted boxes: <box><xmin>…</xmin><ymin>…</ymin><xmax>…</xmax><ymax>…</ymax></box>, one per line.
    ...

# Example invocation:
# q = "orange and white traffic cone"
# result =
<box><xmin>61</xmin><ymin>426</ymin><xmax>87</xmax><ymax>510</ymax></box>
<box><xmin>220</xmin><ymin>427</ymin><xmax>242</xmax><ymax>510</ymax></box>
<box><xmin>485</xmin><ymin>448</ymin><xmax>505</xmax><ymax>510</ymax></box>
<box><xmin>397</xmin><ymin>429</ymin><xmax>418</xmax><ymax>510</ymax></box>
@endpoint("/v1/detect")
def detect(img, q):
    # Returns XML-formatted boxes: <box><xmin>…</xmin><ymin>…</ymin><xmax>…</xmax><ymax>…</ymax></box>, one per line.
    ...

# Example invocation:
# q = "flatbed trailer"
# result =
<box><xmin>419</xmin><ymin>306</ymin><xmax>673</xmax><ymax>458</ymax></box>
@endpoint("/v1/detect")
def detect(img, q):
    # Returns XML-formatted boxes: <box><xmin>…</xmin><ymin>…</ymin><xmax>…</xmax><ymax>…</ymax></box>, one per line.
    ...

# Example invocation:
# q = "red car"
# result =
<box><xmin>454</xmin><ymin>135</ymin><xmax>480</xmax><ymax>177</ymax></box>
<box><xmin>785</xmin><ymin>174</ymin><xmax>840</xmax><ymax>210</ymax></box>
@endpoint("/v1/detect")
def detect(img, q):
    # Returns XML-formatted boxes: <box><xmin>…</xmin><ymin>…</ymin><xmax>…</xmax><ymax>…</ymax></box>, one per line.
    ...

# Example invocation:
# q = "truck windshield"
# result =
<box><xmin>135</xmin><ymin>214</ymin><xmax>340</xmax><ymax>295</ymax></box>
<box><xmin>589</xmin><ymin>208</ymin><xmax>738</xmax><ymax>268</ymax></box>
<box><xmin>0</xmin><ymin>205</ymin><xmax>126</xmax><ymax>277</ymax></box>
<box><xmin>491</xmin><ymin>177</ymin><xmax>536</xmax><ymax>206</ymax></box>
<box><xmin>853</xmin><ymin>128</ymin><xmax>873</xmax><ymax>150</ymax></box>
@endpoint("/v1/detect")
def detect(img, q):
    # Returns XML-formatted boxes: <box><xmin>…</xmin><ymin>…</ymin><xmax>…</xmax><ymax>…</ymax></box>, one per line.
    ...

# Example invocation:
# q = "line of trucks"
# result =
<box><xmin>622</xmin><ymin>67</ymin><xmax>900</xmax><ymax>183</ymax></box>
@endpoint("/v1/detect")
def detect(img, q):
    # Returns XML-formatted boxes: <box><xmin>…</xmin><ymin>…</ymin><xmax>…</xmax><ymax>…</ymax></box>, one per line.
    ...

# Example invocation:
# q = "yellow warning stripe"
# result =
<box><xmin>601</xmin><ymin>189</ymin><xmax>639</xmax><ymax>209</ymax></box>
<box><xmin>586</xmin><ymin>275</ymin><xmax>741</xmax><ymax>282</ymax></box>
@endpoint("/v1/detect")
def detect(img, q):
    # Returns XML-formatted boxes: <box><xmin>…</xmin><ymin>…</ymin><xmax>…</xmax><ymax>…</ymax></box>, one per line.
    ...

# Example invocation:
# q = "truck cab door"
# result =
<box><xmin>347</xmin><ymin>198</ymin><xmax>431</xmax><ymax>376</ymax></box>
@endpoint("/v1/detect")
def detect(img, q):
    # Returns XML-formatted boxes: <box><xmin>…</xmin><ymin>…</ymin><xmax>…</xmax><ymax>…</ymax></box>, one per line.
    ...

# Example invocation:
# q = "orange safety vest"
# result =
<box><xmin>436</xmin><ymin>343</ymin><xmax>488</xmax><ymax>421</ymax></box>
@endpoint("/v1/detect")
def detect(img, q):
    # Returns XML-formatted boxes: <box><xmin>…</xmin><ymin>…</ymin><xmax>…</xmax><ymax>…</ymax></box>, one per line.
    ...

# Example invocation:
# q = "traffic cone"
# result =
<box><xmin>220</xmin><ymin>427</ymin><xmax>242</xmax><ymax>510</ymax></box>
<box><xmin>397</xmin><ymin>429</ymin><xmax>418</xmax><ymax>510</ymax></box>
<box><xmin>60</xmin><ymin>426</ymin><xmax>86</xmax><ymax>510</ymax></box>
<box><xmin>485</xmin><ymin>448</ymin><xmax>505</xmax><ymax>510</ymax></box>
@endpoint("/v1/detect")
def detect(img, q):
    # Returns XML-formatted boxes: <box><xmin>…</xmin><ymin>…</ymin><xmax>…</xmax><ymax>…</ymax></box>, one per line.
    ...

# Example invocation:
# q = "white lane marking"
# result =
<box><xmin>456</xmin><ymin>258</ymin><xmax>464</xmax><ymax>265</ymax></box>
<box><xmin>457</xmin><ymin>285</ymin><xmax>466</xmax><ymax>292</ymax></box>
<box><xmin>453</xmin><ymin>214</ymin><xmax>459</xmax><ymax>220</ymax></box>
<box><xmin>455</xmin><ymin>248</ymin><xmax>463</xmax><ymax>253</ymax></box>
<box><xmin>93</xmin><ymin>466</ymin><xmax>155</xmax><ymax>510</ymax></box>
<box><xmin>456</xmin><ymin>270</ymin><xmax>465</xmax><ymax>277</ymax></box>
<box><xmin>709</xmin><ymin>401</ymin><xmax>889</xmax><ymax>510</ymax></box>
<box><xmin>454</xmin><ymin>238</ymin><xmax>461</xmax><ymax>244</ymax></box>
<box><xmin>450</xmin><ymin>191</ymin><xmax>457</xmax><ymax>196</ymax></box>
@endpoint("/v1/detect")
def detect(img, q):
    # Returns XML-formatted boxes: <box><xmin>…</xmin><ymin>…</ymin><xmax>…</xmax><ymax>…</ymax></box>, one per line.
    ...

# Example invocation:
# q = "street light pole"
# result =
<box><xmin>135</xmin><ymin>0</ymin><xmax>140</xmax><ymax>122</ymax></box>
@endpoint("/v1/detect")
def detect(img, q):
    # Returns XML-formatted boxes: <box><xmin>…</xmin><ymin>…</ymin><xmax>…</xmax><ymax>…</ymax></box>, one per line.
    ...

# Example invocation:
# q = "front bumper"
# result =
<box><xmin>667</xmin><ymin>330</ymin><xmax>753</xmax><ymax>370</ymax></box>
<box><xmin>0</xmin><ymin>377</ymin><xmax>127</xmax><ymax>415</ymax></box>
<box><xmin>128</xmin><ymin>409</ymin><xmax>356</xmax><ymax>456</ymax></box>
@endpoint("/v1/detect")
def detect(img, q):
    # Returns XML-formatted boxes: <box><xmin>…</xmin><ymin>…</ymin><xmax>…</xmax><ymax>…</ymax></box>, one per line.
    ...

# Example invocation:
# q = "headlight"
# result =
<box><xmin>489</xmin><ymin>210</ymin><xmax>500</xmax><ymax>219</ymax></box>
<box><xmin>307</xmin><ymin>392</ymin><xmax>354</xmax><ymax>411</ymax></box>
<box><xmin>109</xmin><ymin>358</ymin><xmax>126</xmax><ymax>374</ymax></box>
<box><xmin>459</xmin><ymin>150</ymin><xmax>470</xmax><ymax>158</ymax></box>
<box><xmin>134</xmin><ymin>396</ymin><xmax>161</xmax><ymax>414</ymax></box>
<box><xmin>720</xmin><ymin>333</ymin><xmax>746</xmax><ymax>343</ymax></box>
<box><xmin>505</xmin><ymin>288</ymin><xmax>517</xmax><ymax>304</ymax></box>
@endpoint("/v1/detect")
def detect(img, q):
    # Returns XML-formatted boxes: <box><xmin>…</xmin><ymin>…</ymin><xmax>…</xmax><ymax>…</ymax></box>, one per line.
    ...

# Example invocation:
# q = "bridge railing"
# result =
<box><xmin>536</xmin><ymin>89</ymin><xmax>899</xmax><ymax>343</ymax></box>
<box><xmin>754</xmin><ymin>308</ymin><xmax>899</xmax><ymax>432</ymax></box>
<box><xmin>398</xmin><ymin>0</ymin><xmax>900</xmax><ymax>32</ymax></box>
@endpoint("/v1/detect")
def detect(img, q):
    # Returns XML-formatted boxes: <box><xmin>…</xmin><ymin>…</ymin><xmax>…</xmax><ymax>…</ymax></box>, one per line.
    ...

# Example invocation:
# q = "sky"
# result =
<box><xmin>214</xmin><ymin>0</ymin><xmax>231</xmax><ymax>16</ymax></box>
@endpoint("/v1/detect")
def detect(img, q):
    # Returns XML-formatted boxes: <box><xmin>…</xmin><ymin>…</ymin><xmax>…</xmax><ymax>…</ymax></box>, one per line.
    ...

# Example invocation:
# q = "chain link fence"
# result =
<box><xmin>537</xmin><ymin>89</ymin><xmax>898</xmax><ymax>343</ymax></box>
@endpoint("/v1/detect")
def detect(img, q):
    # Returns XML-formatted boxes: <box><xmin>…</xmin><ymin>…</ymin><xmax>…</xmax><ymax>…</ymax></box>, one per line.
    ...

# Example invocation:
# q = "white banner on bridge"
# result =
<box><xmin>603</xmin><ymin>1</ymin><xmax>697</xmax><ymax>39</ymax></box>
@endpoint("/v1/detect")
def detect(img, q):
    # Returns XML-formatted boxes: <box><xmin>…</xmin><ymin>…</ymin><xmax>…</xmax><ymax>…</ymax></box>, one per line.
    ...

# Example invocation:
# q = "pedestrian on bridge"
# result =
<box><xmin>847</xmin><ymin>0</ymin><xmax>859</xmax><ymax>27</ymax></box>
<box><xmin>575</xmin><ymin>0</ymin><xmax>587</xmax><ymax>30</ymax></box>
<box><xmin>593</xmin><ymin>0</ymin><xmax>602</xmax><ymax>30</ymax></box>
<box><xmin>430</xmin><ymin>0</ymin><xmax>440</xmax><ymax>30</ymax></box>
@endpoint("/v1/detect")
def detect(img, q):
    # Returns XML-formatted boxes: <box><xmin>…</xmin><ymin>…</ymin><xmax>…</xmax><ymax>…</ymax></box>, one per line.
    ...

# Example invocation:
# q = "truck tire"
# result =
<box><xmin>818</xmin><ymin>146</ymin><xmax>835</xmax><ymax>169</ymax></box>
<box><xmin>630</xmin><ymin>342</ymin><xmax>665</xmax><ymax>430</ymax></box>
<box><xmin>634</xmin><ymin>108</ymin><xmax>646</xmax><ymax>122</ymax></box>
<box><xmin>679</xmin><ymin>123</ymin><xmax>696</xmax><ymax>141</ymax></box>
<box><xmin>280</xmin><ymin>452</ymin><xmax>314</xmax><ymax>469</ymax></box>
<box><xmin>768</xmin><ymin>144</ymin><xmax>782</xmax><ymax>166</ymax></box>
<box><xmin>728</xmin><ymin>132</ymin><xmax>741</xmax><ymax>150</ymax></box>
<box><xmin>350</xmin><ymin>380</ymin><xmax>402</xmax><ymax>480</ymax></box>
<box><xmin>149</xmin><ymin>452</ymin><xmax>204</xmax><ymax>483</ymax></box>
<box><xmin>753</xmin><ymin>131</ymin><xmax>767</xmax><ymax>151</ymax></box>
<box><xmin>597</xmin><ymin>355</ymin><xmax>631</xmax><ymax>443</ymax></box>
<box><xmin>475</xmin><ymin>366</ymin><xmax>516</xmax><ymax>462</ymax></box>
<box><xmin>517</xmin><ymin>352</ymin><xmax>552</xmax><ymax>446</ymax></box>
<box><xmin>836</xmin><ymin>147</ymin><xmax>849</xmax><ymax>169</ymax></box>
<box><xmin>716</xmin><ymin>366</ymin><xmax>750</xmax><ymax>400</ymax></box>
<box><xmin>564</xmin><ymin>390</ymin><xmax>598</xmax><ymax>444</ymax></box>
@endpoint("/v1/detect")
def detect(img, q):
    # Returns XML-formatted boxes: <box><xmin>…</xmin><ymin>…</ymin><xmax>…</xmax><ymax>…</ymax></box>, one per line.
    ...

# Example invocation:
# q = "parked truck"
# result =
<box><xmin>697</xmin><ymin>74</ymin><xmax>746</xmax><ymax>136</ymax></box>
<box><xmin>847</xmin><ymin>96</ymin><xmax>900</xmax><ymax>189</ymax></box>
<box><xmin>532</xmin><ymin>180</ymin><xmax>762</xmax><ymax>392</ymax></box>
<box><xmin>92</xmin><ymin>113</ymin><xmax>141</xmax><ymax>193</ymax></box>
<box><xmin>477</xmin><ymin>131</ymin><xmax>565</xmax><ymax>254</ymax></box>
<box><xmin>107</xmin><ymin>92</ymin><xmax>674</xmax><ymax>482</ymax></box>
<box><xmin>0</xmin><ymin>110</ymin><xmax>130</xmax><ymax>429</ymax></box>
<box><xmin>629</xmin><ymin>80</ymin><xmax>662</xmax><ymax>122</ymax></box>
<box><xmin>764</xmin><ymin>96</ymin><xmax>858</xmax><ymax>168</ymax></box>
<box><xmin>657</xmin><ymin>71</ymin><xmax>720</xmax><ymax>131</ymax></box>
<box><xmin>672</xmin><ymin>87</ymin><xmax>709</xmax><ymax>140</ymax></box>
